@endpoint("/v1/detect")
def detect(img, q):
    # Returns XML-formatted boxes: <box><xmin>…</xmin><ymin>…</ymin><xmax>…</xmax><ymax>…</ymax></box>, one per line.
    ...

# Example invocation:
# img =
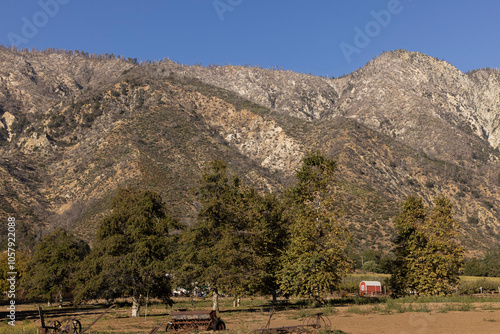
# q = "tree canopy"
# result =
<box><xmin>23</xmin><ymin>228</ymin><xmax>89</xmax><ymax>305</ymax></box>
<box><xmin>246</xmin><ymin>191</ymin><xmax>288</xmax><ymax>301</ymax></box>
<box><xmin>0</xmin><ymin>250</ymin><xmax>29</xmax><ymax>298</ymax></box>
<box><xmin>389</xmin><ymin>195</ymin><xmax>464</xmax><ymax>297</ymax></box>
<box><xmin>74</xmin><ymin>188</ymin><xmax>179</xmax><ymax>316</ymax></box>
<box><xmin>464</xmin><ymin>250</ymin><xmax>500</xmax><ymax>277</ymax></box>
<box><xmin>175</xmin><ymin>161</ymin><xmax>244</xmax><ymax>292</ymax></box>
<box><xmin>278</xmin><ymin>152</ymin><xmax>352</xmax><ymax>301</ymax></box>
<box><xmin>174</xmin><ymin>160</ymin><xmax>287</xmax><ymax>308</ymax></box>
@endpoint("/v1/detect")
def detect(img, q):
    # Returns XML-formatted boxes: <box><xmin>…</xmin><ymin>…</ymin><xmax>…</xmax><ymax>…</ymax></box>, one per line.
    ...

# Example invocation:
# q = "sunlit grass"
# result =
<box><xmin>0</xmin><ymin>320</ymin><xmax>37</xmax><ymax>334</ymax></box>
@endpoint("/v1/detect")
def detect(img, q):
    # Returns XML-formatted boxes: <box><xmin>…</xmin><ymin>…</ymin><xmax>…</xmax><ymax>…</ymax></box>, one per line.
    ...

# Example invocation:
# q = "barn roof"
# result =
<box><xmin>360</xmin><ymin>281</ymin><xmax>382</xmax><ymax>286</ymax></box>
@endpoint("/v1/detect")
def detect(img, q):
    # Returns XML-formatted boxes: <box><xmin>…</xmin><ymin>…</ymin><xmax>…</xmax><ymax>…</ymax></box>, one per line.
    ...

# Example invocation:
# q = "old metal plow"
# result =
<box><xmin>37</xmin><ymin>304</ymin><xmax>115</xmax><ymax>334</ymax></box>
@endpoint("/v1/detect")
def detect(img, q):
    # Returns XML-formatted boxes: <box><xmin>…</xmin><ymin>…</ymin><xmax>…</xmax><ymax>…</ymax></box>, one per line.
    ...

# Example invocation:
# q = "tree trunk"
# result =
<box><xmin>232</xmin><ymin>296</ymin><xmax>241</xmax><ymax>307</ymax></box>
<box><xmin>58</xmin><ymin>290</ymin><xmax>63</xmax><ymax>308</ymax></box>
<box><xmin>131</xmin><ymin>295</ymin><xmax>141</xmax><ymax>317</ymax></box>
<box><xmin>272</xmin><ymin>290</ymin><xmax>277</xmax><ymax>304</ymax></box>
<box><xmin>212</xmin><ymin>289</ymin><xmax>219</xmax><ymax>311</ymax></box>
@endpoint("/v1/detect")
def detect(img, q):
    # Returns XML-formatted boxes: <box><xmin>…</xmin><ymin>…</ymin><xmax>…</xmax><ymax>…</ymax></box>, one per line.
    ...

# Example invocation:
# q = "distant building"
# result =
<box><xmin>359</xmin><ymin>281</ymin><xmax>382</xmax><ymax>295</ymax></box>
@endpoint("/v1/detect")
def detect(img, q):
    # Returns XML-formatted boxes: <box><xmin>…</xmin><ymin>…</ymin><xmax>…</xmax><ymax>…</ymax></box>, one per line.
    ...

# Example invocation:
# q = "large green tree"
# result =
<box><xmin>389</xmin><ymin>195</ymin><xmax>464</xmax><ymax>297</ymax></box>
<box><xmin>176</xmin><ymin>160</ymin><xmax>286</xmax><ymax>308</ymax></box>
<box><xmin>247</xmin><ymin>191</ymin><xmax>288</xmax><ymax>303</ymax></box>
<box><xmin>278</xmin><ymin>152</ymin><xmax>352</xmax><ymax>301</ymax></box>
<box><xmin>177</xmin><ymin>160</ymin><xmax>251</xmax><ymax>309</ymax></box>
<box><xmin>388</xmin><ymin>195</ymin><xmax>427</xmax><ymax>298</ymax></box>
<box><xmin>416</xmin><ymin>196</ymin><xmax>464</xmax><ymax>295</ymax></box>
<box><xmin>74</xmin><ymin>188</ymin><xmax>179</xmax><ymax>316</ymax></box>
<box><xmin>23</xmin><ymin>229</ymin><xmax>89</xmax><ymax>305</ymax></box>
<box><xmin>0</xmin><ymin>251</ymin><xmax>29</xmax><ymax>299</ymax></box>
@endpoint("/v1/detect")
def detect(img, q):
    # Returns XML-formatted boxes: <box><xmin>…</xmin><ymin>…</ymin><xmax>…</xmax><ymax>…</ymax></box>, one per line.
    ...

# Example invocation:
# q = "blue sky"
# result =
<box><xmin>1</xmin><ymin>0</ymin><xmax>499</xmax><ymax>77</ymax></box>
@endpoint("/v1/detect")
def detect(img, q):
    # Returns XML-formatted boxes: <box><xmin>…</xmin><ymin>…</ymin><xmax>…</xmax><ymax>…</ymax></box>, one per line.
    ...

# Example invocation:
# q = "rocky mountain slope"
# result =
<box><xmin>1</xmin><ymin>46</ymin><xmax>499</xmax><ymax>254</ymax></box>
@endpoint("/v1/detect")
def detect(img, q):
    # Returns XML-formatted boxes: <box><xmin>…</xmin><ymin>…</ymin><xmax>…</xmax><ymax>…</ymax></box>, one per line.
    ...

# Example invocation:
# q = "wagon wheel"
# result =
<box><xmin>70</xmin><ymin>319</ymin><xmax>82</xmax><ymax>334</ymax></box>
<box><xmin>165</xmin><ymin>322</ymin><xmax>177</xmax><ymax>332</ymax></box>
<box><xmin>303</xmin><ymin>313</ymin><xmax>331</xmax><ymax>331</ymax></box>
<box><xmin>213</xmin><ymin>319</ymin><xmax>226</xmax><ymax>331</ymax></box>
<box><xmin>57</xmin><ymin>319</ymin><xmax>82</xmax><ymax>334</ymax></box>
<box><xmin>50</xmin><ymin>320</ymin><xmax>62</xmax><ymax>332</ymax></box>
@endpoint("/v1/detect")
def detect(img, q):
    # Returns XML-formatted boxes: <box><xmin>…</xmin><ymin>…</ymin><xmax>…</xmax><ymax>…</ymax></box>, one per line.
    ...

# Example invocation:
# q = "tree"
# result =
<box><xmin>417</xmin><ymin>196</ymin><xmax>464</xmax><ymax>295</ymax></box>
<box><xmin>74</xmin><ymin>188</ymin><xmax>179</xmax><ymax>316</ymax></box>
<box><xmin>388</xmin><ymin>195</ymin><xmax>427</xmax><ymax>298</ymax></box>
<box><xmin>351</xmin><ymin>249</ymin><xmax>388</xmax><ymax>272</ymax></box>
<box><xmin>388</xmin><ymin>195</ymin><xmax>464</xmax><ymax>297</ymax></box>
<box><xmin>481</xmin><ymin>251</ymin><xmax>500</xmax><ymax>277</ymax></box>
<box><xmin>23</xmin><ymin>229</ymin><xmax>89</xmax><ymax>306</ymax></box>
<box><xmin>176</xmin><ymin>161</ymin><xmax>267</xmax><ymax>309</ymax></box>
<box><xmin>278</xmin><ymin>152</ymin><xmax>352</xmax><ymax>301</ymax></box>
<box><xmin>463</xmin><ymin>257</ymin><xmax>488</xmax><ymax>276</ymax></box>
<box><xmin>0</xmin><ymin>251</ymin><xmax>29</xmax><ymax>299</ymax></box>
<box><xmin>245</xmin><ymin>191</ymin><xmax>288</xmax><ymax>303</ymax></box>
<box><xmin>464</xmin><ymin>250</ymin><xmax>500</xmax><ymax>277</ymax></box>
<box><xmin>361</xmin><ymin>261</ymin><xmax>380</xmax><ymax>273</ymax></box>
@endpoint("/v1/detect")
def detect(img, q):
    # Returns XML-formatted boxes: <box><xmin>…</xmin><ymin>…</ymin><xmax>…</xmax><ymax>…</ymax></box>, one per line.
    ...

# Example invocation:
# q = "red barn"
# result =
<box><xmin>359</xmin><ymin>281</ymin><xmax>382</xmax><ymax>295</ymax></box>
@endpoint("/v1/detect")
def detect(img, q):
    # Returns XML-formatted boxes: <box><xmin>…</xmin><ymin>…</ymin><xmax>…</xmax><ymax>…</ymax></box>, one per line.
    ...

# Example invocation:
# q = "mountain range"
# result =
<box><xmin>1</xmin><ymin>46</ymin><xmax>499</xmax><ymax>255</ymax></box>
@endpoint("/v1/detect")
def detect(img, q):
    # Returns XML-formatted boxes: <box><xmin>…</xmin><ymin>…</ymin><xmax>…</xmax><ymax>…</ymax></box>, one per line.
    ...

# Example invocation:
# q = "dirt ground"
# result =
<box><xmin>3</xmin><ymin>301</ymin><xmax>500</xmax><ymax>333</ymax></box>
<box><xmin>230</xmin><ymin>305</ymin><xmax>500</xmax><ymax>334</ymax></box>
<box><xmin>286</xmin><ymin>310</ymin><xmax>500</xmax><ymax>334</ymax></box>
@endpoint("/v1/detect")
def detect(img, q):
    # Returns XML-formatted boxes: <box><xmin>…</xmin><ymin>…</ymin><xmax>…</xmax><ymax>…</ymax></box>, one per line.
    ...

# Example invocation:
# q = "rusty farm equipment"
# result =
<box><xmin>37</xmin><ymin>304</ymin><xmax>115</xmax><ymax>334</ymax></box>
<box><xmin>253</xmin><ymin>310</ymin><xmax>331</xmax><ymax>334</ymax></box>
<box><xmin>164</xmin><ymin>310</ymin><xmax>226</xmax><ymax>332</ymax></box>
